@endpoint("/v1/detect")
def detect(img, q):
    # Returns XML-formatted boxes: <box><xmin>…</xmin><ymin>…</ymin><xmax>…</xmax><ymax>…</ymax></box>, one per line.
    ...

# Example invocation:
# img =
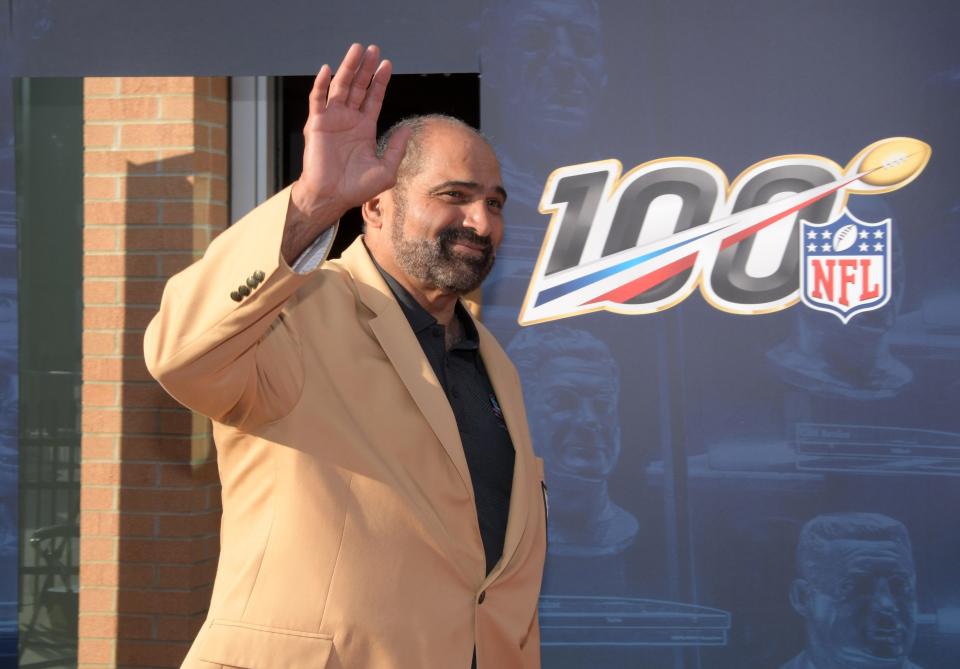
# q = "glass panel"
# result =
<box><xmin>15</xmin><ymin>77</ymin><xmax>83</xmax><ymax>669</ymax></box>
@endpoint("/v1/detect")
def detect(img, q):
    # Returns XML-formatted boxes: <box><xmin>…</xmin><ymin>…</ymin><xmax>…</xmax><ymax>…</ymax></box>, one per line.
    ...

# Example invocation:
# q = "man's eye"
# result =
<box><xmin>440</xmin><ymin>191</ymin><xmax>464</xmax><ymax>200</ymax></box>
<box><xmin>487</xmin><ymin>198</ymin><xmax>504</xmax><ymax>210</ymax></box>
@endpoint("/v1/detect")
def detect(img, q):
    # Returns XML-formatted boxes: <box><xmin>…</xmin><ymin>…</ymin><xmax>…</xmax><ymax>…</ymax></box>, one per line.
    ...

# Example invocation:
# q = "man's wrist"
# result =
<box><xmin>282</xmin><ymin>180</ymin><xmax>344</xmax><ymax>263</ymax></box>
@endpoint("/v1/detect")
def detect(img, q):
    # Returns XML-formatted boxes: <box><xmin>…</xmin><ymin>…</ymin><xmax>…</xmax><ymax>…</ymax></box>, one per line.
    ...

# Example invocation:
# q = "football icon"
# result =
<box><xmin>832</xmin><ymin>224</ymin><xmax>858</xmax><ymax>252</ymax></box>
<box><xmin>849</xmin><ymin>137</ymin><xmax>931</xmax><ymax>191</ymax></box>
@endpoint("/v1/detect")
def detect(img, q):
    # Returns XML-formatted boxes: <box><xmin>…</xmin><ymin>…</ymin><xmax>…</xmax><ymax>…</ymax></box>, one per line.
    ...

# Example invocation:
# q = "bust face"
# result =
<box><xmin>482</xmin><ymin>0</ymin><xmax>607</xmax><ymax>151</ymax></box>
<box><xmin>530</xmin><ymin>355</ymin><xmax>620</xmax><ymax>479</ymax></box>
<box><xmin>804</xmin><ymin>538</ymin><xmax>917</xmax><ymax>668</ymax></box>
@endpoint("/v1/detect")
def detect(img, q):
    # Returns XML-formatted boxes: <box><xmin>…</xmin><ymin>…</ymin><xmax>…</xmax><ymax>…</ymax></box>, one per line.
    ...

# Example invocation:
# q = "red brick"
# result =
<box><xmin>84</xmin><ymin>331</ymin><xmax>120</xmax><ymax>356</ymax></box>
<box><xmin>115</xmin><ymin>564</ymin><xmax>156</xmax><ymax>589</ymax></box>
<box><xmin>121</xmin><ymin>77</ymin><xmax>196</xmax><ymax>95</ymax></box>
<box><xmin>197</xmin><ymin>98</ymin><xmax>228</xmax><ymax>125</ymax></box>
<box><xmin>84</xmin><ymin>254</ymin><xmax>159</xmax><ymax>278</ymax></box>
<box><xmin>126</xmin><ymin>175</ymin><xmax>194</xmax><ymax>200</ymax></box>
<box><xmin>211</xmin><ymin>177</ymin><xmax>228</xmax><ymax>204</ymax></box>
<box><xmin>84</xmin><ymin>124</ymin><xmax>117</xmax><ymax>148</ymax></box>
<box><xmin>210</xmin><ymin>126</ymin><xmax>227</xmax><ymax>152</ymax></box>
<box><xmin>159</xmin><ymin>96</ymin><xmax>196</xmax><ymax>121</ymax></box>
<box><xmin>82</xmin><ymin>536</ymin><xmax>118</xmax><ymax>561</ymax></box>
<box><xmin>78</xmin><ymin>613</ymin><xmax>120</xmax><ymax>638</ymax></box>
<box><xmin>85</xmin><ymin>201</ymin><xmax>159</xmax><ymax>225</ymax></box>
<box><xmin>125</xmin><ymin>227</ymin><xmax>195</xmax><ymax>251</ymax></box>
<box><xmin>83</xmin><ymin>435</ymin><xmax>117</xmax><ymax>460</ymax></box>
<box><xmin>82</xmin><ymin>408</ymin><xmax>122</xmax><ymax>433</ymax></box>
<box><xmin>115</xmin><ymin>614</ymin><xmax>154</xmax><ymax>640</ymax></box>
<box><xmin>82</xmin><ymin>561</ymin><xmax>121</xmax><ymax>587</ymax></box>
<box><xmin>156</xmin><ymin>615</ymin><xmax>204</xmax><ymax>641</ymax></box>
<box><xmin>157</xmin><ymin>511</ymin><xmax>220</xmax><ymax>538</ymax></box>
<box><xmin>85</xmin><ymin>150</ymin><xmax>158</xmax><ymax>175</ymax></box>
<box><xmin>83</xmin><ymin>382</ymin><xmax>119</xmax><ymax>407</ymax></box>
<box><xmin>119</xmin><ymin>538</ymin><xmax>199</xmax><ymax>564</ymax></box>
<box><xmin>122</xmin><ymin>331</ymin><xmax>147</xmax><ymax>353</ymax></box>
<box><xmin>81</xmin><ymin>486</ymin><xmax>116</xmax><ymax>511</ymax></box>
<box><xmin>84</xmin><ymin>278</ymin><xmax>119</xmax><ymax>304</ymax></box>
<box><xmin>122</xmin><ymin>488</ymin><xmax>207</xmax><ymax>514</ymax></box>
<box><xmin>158</xmin><ymin>149</ymin><xmax>216</xmax><ymax>174</ymax></box>
<box><xmin>85</xmin><ymin>97</ymin><xmax>159</xmax><ymax>122</ymax></box>
<box><xmin>85</xmin><ymin>176</ymin><xmax>119</xmax><ymax>200</ymax></box>
<box><xmin>122</xmin><ymin>280</ymin><xmax>166</xmax><ymax>305</ymax></box>
<box><xmin>84</xmin><ymin>78</ymin><xmax>119</xmax><ymax>96</ymax></box>
<box><xmin>119</xmin><ymin>514</ymin><xmax>157</xmax><ymax>538</ymax></box>
<box><xmin>120</xmin><ymin>436</ymin><xmax>193</xmax><ymax>462</ymax></box>
<box><xmin>78</xmin><ymin>636</ymin><xmax>115</xmax><ymax>663</ymax></box>
<box><xmin>81</xmin><ymin>511</ymin><xmax>120</xmax><ymax>536</ymax></box>
<box><xmin>121</xmin><ymin>123</ymin><xmax>196</xmax><ymax>149</ymax></box>
<box><xmin>116</xmin><ymin>639</ymin><xmax>192</xmax><ymax>666</ymax></box>
<box><xmin>116</xmin><ymin>588</ymin><xmax>199</xmax><ymax>615</ymax></box>
<box><xmin>83</xmin><ymin>462</ymin><xmax>122</xmax><ymax>485</ymax></box>
<box><xmin>210</xmin><ymin>78</ymin><xmax>228</xmax><ymax>99</ymax></box>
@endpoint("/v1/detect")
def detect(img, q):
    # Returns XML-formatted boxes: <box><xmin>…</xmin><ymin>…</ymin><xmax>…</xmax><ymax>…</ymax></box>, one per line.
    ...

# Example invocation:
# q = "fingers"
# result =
<box><xmin>346</xmin><ymin>45</ymin><xmax>380</xmax><ymax>109</ymax></box>
<box><xmin>359</xmin><ymin>59</ymin><xmax>392</xmax><ymax>118</ymax></box>
<box><xmin>307</xmin><ymin>65</ymin><xmax>332</xmax><ymax>118</ymax></box>
<box><xmin>328</xmin><ymin>43</ymin><xmax>365</xmax><ymax>105</ymax></box>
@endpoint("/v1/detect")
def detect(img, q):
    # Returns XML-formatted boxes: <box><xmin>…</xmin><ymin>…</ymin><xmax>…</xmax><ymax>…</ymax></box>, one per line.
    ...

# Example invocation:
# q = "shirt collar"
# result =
<box><xmin>368</xmin><ymin>247</ymin><xmax>479</xmax><ymax>349</ymax></box>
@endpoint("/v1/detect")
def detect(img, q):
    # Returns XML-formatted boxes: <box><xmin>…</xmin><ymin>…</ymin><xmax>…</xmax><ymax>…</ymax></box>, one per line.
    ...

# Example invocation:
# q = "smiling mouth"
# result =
<box><xmin>450</xmin><ymin>241</ymin><xmax>487</xmax><ymax>256</ymax></box>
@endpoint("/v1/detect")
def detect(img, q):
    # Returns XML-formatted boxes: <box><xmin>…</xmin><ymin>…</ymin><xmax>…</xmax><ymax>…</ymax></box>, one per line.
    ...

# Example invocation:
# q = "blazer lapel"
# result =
<box><xmin>337</xmin><ymin>239</ymin><xmax>474</xmax><ymax>495</ymax></box>
<box><xmin>475</xmin><ymin>322</ymin><xmax>532</xmax><ymax>585</ymax></box>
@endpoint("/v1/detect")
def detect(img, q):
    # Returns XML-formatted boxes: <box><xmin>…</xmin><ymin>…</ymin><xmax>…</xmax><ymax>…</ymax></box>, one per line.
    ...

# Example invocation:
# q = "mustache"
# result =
<box><xmin>438</xmin><ymin>226</ymin><xmax>493</xmax><ymax>251</ymax></box>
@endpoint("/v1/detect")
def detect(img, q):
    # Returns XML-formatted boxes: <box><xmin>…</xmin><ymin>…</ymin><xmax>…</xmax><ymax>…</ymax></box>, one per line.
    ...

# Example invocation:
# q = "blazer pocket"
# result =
<box><xmin>197</xmin><ymin>619</ymin><xmax>334</xmax><ymax>669</ymax></box>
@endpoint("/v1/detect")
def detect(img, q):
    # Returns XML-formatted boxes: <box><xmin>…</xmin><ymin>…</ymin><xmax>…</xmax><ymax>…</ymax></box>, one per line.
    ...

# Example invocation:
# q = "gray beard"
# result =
<box><xmin>389</xmin><ymin>208</ymin><xmax>495</xmax><ymax>294</ymax></box>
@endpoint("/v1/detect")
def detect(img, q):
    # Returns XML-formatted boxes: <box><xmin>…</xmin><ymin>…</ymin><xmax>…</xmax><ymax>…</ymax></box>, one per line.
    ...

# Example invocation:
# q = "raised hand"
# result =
<box><xmin>286</xmin><ymin>44</ymin><xmax>411</xmax><ymax>248</ymax></box>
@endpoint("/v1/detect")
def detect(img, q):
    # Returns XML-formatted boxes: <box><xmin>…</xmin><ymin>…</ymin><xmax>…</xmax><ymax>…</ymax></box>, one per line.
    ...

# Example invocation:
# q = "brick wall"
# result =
<box><xmin>80</xmin><ymin>77</ymin><xmax>229</xmax><ymax>668</ymax></box>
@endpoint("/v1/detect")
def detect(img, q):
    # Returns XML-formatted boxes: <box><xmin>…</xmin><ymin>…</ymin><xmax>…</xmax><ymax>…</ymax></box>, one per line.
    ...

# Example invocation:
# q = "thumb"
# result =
<box><xmin>381</xmin><ymin>125</ymin><xmax>413</xmax><ymax>177</ymax></box>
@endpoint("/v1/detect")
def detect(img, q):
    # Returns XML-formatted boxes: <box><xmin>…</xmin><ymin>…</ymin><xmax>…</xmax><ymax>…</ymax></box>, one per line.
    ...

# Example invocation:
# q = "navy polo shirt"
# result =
<box><xmin>373</xmin><ymin>262</ymin><xmax>515</xmax><ymax>576</ymax></box>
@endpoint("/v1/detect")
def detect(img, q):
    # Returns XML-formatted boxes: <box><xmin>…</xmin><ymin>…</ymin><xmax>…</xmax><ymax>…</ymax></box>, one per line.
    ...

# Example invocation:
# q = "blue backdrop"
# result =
<box><xmin>479</xmin><ymin>2</ymin><xmax>960</xmax><ymax>667</ymax></box>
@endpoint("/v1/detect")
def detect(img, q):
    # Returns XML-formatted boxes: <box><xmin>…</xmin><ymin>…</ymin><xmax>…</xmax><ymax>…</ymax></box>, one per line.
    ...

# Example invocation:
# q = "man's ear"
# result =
<box><xmin>790</xmin><ymin>579</ymin><xmax>812</xmax><ymax>617</ymax></box>
<box><xmin>362</xmin><ymin>195</ymin><xmax>384</xmax><ymax>230</ymax></box>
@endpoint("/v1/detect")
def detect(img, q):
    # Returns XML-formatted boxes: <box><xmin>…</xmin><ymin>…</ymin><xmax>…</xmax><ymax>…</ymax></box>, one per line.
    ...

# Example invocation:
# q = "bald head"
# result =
<box><xmin>377</xmin><ymin>114</ymin><xmax>493</xmax><ymax>192</ymax></box>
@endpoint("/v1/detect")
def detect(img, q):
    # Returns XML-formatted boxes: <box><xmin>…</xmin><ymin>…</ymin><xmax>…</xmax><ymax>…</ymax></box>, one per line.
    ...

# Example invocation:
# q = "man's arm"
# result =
<box><xmin>144</xmin><ymin>43</ymin><xmax>410</xmax><ymax>427</ymax></box>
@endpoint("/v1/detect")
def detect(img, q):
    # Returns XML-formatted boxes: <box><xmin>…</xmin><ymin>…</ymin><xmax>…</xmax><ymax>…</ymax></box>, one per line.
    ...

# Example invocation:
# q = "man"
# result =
<box><xmin>783</xmin><ymin>513</ymin><xmax>921</xmax><ymax>669</ymax></box>
<box><xmin>145</xmin><ymin>44</ymin><xmax>546</xmax><ymax>669</ymax></box>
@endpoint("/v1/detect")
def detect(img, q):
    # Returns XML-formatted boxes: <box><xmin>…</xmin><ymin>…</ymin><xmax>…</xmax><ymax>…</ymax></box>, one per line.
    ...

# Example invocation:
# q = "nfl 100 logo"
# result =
<box><xmin>520</xmin><ymin>138</ymin><xmax>928</xmax><ymax>326</ymax></box>
<box><xmin>800</xmin><ymin>211</ymin><xmax>891</xmax><ymax>323</ymax></box>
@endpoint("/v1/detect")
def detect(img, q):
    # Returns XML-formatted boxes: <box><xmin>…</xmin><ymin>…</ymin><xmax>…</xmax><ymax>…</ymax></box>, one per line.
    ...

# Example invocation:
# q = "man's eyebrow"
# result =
<box><xmin>431</xmin><ymin>180</ymin><xmax>508</xmax><ymax>202</ymax></box>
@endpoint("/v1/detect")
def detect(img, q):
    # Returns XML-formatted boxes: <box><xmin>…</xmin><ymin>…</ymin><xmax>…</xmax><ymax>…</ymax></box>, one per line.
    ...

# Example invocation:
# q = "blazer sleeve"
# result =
<box><xmin>143</xmin><ymin>185</ymin><xmax>336</xmax><ymax>428</ymax></box>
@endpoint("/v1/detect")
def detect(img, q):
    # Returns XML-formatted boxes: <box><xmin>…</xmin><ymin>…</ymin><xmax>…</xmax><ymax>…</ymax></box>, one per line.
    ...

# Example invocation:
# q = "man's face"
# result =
<box><xmin>531</xmin><ymin>356</ymin><xmax>619</xmax><ymax>479</ymax></box>
<box><xmin>803</xmin><ymin>538</ymin><xmax>917</xmax><ymax>668</ymax></box>
<box><xmin>388</xmin><ymin>125</ymin><xmax>506</xmax><ymax>294</ymax></box>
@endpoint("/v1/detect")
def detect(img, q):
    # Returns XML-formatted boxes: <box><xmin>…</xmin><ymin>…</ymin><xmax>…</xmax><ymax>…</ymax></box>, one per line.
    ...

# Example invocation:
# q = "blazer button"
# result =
<box><xmin>246</xmin><ymin>276</ymin><xmax>259</xmax><ymax>288</ymax></box>
<box><xmin>253</xmin><ymin>270</ymin><xmax>265</xmax><ymax>282</ymax></box>
<box><xmin>230</xmin><ymin>290</ymin><xmax>242</xmax><ymax>302</ymax></box>
<box><xmin>478</xmin><ymin>591</ymin><xmax>486</xmax><ymax>605</ymax></box>
<box><xmin>238</xmin><ymin>284</ymin><xmax>251</xmax><ymax>297</ymax></box>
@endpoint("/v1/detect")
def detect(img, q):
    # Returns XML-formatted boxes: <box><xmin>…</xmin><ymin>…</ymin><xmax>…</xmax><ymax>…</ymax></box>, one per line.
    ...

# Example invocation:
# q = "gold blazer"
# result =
<box><xmin>144</xmin><ymin>187</ymin><xmax>546</xmax><ymax>669</ymax></box>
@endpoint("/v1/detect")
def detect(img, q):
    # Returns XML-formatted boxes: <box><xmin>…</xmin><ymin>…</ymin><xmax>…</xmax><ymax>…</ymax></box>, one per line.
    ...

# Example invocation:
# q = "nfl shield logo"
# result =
<box><xmin>800</xmin><ymin>209</ymin><xmax>891</xmax><ymax>324</ymax></box>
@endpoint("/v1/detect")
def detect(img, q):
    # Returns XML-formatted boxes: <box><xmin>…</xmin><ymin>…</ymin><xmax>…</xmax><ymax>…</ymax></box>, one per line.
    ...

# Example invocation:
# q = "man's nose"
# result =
<box><xmin>463</xmin><ymin>201</ymin><xmax>498</xmax><ymax>238</ymax></box>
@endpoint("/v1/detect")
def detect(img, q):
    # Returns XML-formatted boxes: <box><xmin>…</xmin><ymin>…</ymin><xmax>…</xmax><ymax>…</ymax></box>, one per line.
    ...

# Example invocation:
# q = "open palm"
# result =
<box><xmin>297</xmin><ymin>44</ymin><xmax>410</xmax><ymax>217</ymax></box>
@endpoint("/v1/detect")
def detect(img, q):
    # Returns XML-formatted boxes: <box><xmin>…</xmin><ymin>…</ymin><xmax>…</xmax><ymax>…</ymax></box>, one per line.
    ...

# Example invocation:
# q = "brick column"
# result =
<box><xmin>80</xmin><ymin>77</ymin><xmax>229</xmax><ymax>668</ymax></box>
